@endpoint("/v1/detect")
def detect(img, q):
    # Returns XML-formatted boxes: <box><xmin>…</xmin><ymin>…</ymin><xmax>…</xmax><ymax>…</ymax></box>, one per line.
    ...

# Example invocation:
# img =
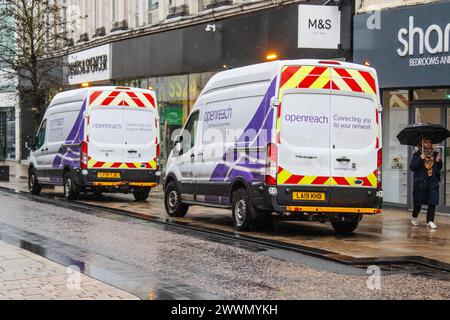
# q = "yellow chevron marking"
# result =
<box><xmin>331</xmin><ymin>69</ymin><xmax>352</xmax><ymax>92</ymax></box>
<box><xmin>298</xmin><ymin>176</ymin><xmax>316</xmax><ymax>185</ymax></box>
<box><xmin>277</xmin><ymin>170</ymin><xmax>291</xmax><ymax>184</ymax></box>
<box><xmin>367</xmin><ymin>173</ymin><xmax>377</xmax><ymax>187</ymax></box>
<box><xmin>309</xmin><ymin>70</ymin><xmax>331</xmax><ymax>89</ymax></box>
<box><xmin>346</xmin><ymin>69</ymin><xmax>376</xmax><ymax>96</ymax></box>
<box><xmin>279</xmin><ymin>66</ymin><xmax>316</xmax><ymax>102</ymax></box>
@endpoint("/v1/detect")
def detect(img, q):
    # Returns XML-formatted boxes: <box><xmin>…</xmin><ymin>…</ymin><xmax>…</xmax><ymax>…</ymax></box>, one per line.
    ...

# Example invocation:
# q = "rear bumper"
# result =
<box><xmin>251</xmin><ymin>184</ymin><xmax>383</xmax><ymax>215</ymax></box>
<box><xmin>73</xmin><ymin>168</ymin><xmax>160</xmax><ymax>188</ymax></box>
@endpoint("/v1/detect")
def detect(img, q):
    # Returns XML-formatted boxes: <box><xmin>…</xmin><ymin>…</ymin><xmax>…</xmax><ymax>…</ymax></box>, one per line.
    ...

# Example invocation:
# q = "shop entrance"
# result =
<box><xmin>411</xmin><ymin>101</ymin><xmax>450</xmax><ymax>213</ymax></box>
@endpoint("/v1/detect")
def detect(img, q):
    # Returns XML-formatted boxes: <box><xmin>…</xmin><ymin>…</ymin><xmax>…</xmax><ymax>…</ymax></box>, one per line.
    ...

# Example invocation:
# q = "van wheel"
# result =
<box><xmin>164</xmin><ymin>181</ymin><xmax>188</xmax><ymax>217</ymax></box>
<box><xmin>64</xmin><ymin>172</ymin><xmax>79</xmax><ymax>200</ymax></box>
<box><xmin>133</xmin><ymin>188</ymin><xmax>151</xmax><ymax>202</ymax></box>
<box><xmin>331</xmin><ymin>215</ymin><xmax>362</xmax><ymax>235</ymax></box>
<box><xmin>28</xmin><ymin>169</ymin><xmax>42</xmax><ymax>195</ymax></box>
<box><xmin>232</xmin><ymin>188</ymin><xmax>261</xmax><ymax>231</ymax></box>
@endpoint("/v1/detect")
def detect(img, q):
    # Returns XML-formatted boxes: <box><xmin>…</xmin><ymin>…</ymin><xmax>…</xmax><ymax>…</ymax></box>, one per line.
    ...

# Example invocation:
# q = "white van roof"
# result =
<box><xmin>48</xmin><ymin>86</ymin><xmax>155</xmax><ymax>109</ymax></box>
<box><xmin>201</xmin><ymin>59</ymin><xmax>377</xmax><ymax>96</ymax></box>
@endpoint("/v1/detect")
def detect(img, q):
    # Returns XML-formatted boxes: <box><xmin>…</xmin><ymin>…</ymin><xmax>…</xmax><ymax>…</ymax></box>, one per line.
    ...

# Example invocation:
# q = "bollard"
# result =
<box><xmin>0</xmin><ymin>166</ymin><xmax>10</xmax><ymax>182</ymax></box>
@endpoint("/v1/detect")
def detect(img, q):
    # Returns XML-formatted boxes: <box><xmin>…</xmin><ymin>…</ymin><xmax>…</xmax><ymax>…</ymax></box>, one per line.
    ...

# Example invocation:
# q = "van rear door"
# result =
<box><xmin>123</xmin><ymin>104</ymin><xmax>157</xmax><ymax>168</ymax></box>
<box><xmin>330</xmin><ymin>93</ymin><xmax>378</xmax><ymax>188</ymax></box>
<box><xmin>277</xmin><ymin>65</ymin><xmax>333</xmax><ymax>193</ymax></box>
<box><xmin>88</xmin><ymin>102</ymin><xmax>125</xmax><ymax>167</ymax></box>
<box><xmin>277</xmin><ymin>90</ymin><xmax>332</xmax><ymax>190</ymax></box>
<box><xmin>87</xmin><ymin>89</ymin><xmax>158</xmax><ymax>169</ymax></box>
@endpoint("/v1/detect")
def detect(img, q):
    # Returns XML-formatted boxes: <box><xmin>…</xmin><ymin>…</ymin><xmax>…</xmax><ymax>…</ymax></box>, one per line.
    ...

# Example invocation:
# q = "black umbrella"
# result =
<box><xmin>397</xmin><ymin>123</ymin><xmax>450</xmax><ymax>146</ymax></box>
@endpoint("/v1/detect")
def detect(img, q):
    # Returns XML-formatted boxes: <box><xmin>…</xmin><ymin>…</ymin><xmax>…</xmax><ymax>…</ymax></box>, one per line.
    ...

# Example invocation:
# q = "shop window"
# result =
<box><xmin>382</xmin><ymin>90</ymin><xmax>409</xmax><ymax>204</ymax></box>
<box><xmin>413</xmin><ymin>88</ymin><xmax>450</xmax><ymax>101</ymax></box>
<box><xmin>0</xmin><ymin>107</ymin><xmax>15</xmax><ymax>160</ymax></box>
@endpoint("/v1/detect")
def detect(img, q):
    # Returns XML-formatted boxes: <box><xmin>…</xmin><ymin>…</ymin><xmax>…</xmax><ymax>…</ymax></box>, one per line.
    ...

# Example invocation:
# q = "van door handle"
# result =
<box><xmin>128</xmin><ymin>150</ymin><xmax>138</xmax><ymax>154</ymax></box>
<box><xmin>336</xmin><ymin>157</ymin><xmax>351</xmax><ymax>163</ymax></box>
<box><xmin>198</xmin><ymin>152</ymin><xmax>203</xmax><ymax>157</ymax></box>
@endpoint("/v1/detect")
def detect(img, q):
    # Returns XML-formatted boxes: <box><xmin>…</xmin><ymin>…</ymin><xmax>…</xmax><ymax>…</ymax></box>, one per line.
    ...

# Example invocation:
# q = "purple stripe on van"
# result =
<box><xmin>209</xmin><ymin>77</ymin><xmax>277</xmax><ymax>184</ymax></box>
<box><xmin>52</xmin><ymin>99</ymin><xmax>87</xmax><ymax>170</ymax></box>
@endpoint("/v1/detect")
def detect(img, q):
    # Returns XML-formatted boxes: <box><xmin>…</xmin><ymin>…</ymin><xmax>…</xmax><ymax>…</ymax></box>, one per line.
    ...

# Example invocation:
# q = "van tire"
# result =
<box><xmin>232</xmin><ymin>188</ymin><xmax>261</xmax><ymax>231</ymax></box>
<box><xmin>64</xmin><ymin>172</ymin><xmax>79</xmax><ymax>201</ymax></box>
<box><xmin>28</xmin><ymin>169</ymin><xmax>42</xmax><ymax>195</ymax></box>
<box><xmin>133</xmin><ymin>188</ymin><xmax>151</xmax><ymax>202</ymax></box>
<box><xmin>331</xmin><ymin>215</ymin><xmax>361</xmax><ymax>235</ymax></box>
<box><xmin>164</xmin><ymin>181</ymin><xmax>188</xmax><ymax>217</ymax></box>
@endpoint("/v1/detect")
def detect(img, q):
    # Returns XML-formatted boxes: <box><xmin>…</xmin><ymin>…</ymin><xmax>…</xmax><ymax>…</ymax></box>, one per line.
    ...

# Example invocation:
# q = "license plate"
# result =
<box><xmin>97</xmin><ymin>172</ymin><xmax>121</xmax><ymax>179</ymax></box>
<box><xmin>293</xmin><ymin>192</ymin><xmax>326</xmax><ymax>201</ymax></box>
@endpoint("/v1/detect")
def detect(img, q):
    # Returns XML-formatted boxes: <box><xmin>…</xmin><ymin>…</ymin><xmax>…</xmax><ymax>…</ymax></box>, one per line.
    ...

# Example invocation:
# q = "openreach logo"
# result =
<box><xmin>397</xmin><ymin>16</ymin><xmax>450</xmax><ymax>67</ymax></box>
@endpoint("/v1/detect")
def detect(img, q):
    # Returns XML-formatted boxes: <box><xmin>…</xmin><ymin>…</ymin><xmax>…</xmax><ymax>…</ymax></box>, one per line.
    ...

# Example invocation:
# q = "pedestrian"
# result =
<box><xmin>410</xmin><ymin>138</ymin><xmax>442</xmax><ymax>229</ymax></box>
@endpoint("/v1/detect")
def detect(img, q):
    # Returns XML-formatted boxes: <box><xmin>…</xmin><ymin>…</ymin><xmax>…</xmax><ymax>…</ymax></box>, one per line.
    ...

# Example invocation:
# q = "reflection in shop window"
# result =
<box><xmin>382</xmin><ymin>90</ymin><xmax>409</xmax><ymax>204</ymax></box>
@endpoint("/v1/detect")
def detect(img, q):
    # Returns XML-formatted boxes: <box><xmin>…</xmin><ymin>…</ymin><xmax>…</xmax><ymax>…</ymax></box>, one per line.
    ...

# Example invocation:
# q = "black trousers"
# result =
<box><xmin>412</xmin><ymin>205</ymin><xmax>436</xmax><ymax>223</ymax></box>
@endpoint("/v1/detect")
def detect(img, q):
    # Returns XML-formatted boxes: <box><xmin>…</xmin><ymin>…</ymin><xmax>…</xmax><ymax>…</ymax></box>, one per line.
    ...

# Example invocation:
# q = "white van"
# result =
<box><xmin>163</xmin><ymin>60</ymin><xmax>383</xmax><ymax>234</ymax></box>
<box><xmin>28</xmin><ymin>86</ymin><xmax>160</xmax><ymax>201</ymax></box>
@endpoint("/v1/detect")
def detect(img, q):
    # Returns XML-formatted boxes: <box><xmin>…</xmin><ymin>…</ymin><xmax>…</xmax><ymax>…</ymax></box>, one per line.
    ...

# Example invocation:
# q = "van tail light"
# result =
<box><xmin>156</xmin><ymin>144</ymin><xmax>161</xmax><ymax>170</ymax></box>
<box><xmin>80</xmin><ymin>141</ymin><xmax>88</xmax><ymax>169</ymax></box>
<box><xmin>377</xmin><ymin>148</ymin><xmax>383</xmax><ymax>189</ymax></box>
<box><xmin>265</xmin><ymin>143</ymin><xmax>278</xmax><ymax>186</ymax></box>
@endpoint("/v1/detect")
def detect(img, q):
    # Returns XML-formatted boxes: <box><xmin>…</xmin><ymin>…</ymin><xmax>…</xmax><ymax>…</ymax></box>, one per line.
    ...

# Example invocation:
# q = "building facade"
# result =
<box><xmin>354</xmin><ymin>0</ymin><xmax>450</xmax><ymax>212</ymax></box>
<box><xmin>62</xmin><ymin>0</ymin><xmax>354</xmax><ymax>166</ymax></box>
<box><xmin>0</xmin><ymin>1</ymin><xmax>19</xmax><ymax>161</ymax></box>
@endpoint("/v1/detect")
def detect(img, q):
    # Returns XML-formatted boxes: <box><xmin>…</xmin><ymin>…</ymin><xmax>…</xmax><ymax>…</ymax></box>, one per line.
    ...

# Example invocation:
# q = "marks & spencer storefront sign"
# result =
<box><xmin>354</xmin><ymin>1</ymin><xmax>450</xmax><ymax>88</ymax></box>
<box><xmin>68</xmin><ymin>44</ymin><xmax>111</xmax><ymax>85</ymax></box>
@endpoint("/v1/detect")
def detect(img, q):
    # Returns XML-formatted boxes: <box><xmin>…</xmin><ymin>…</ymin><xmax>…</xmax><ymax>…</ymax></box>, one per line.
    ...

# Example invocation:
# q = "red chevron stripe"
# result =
<box><xmin>126</xmin><ymin>163</ymin><xmax>136</xmax><ymax>169</ymax></box>
<box><xmin>280</xmin><ymin>66</ymin><xmax>301</xmax><ymax>88</ymax></box>
<box><xmin>285</xmin><ymin>174</ymin><xmax>304</xmax><ymax>185</ymax></box>
<box><xmin>126</xmin><ymin>91</ymin><xmax>145</xmax><ymax>107</ymax></box>
<box><xmin>89</xmin><ymin>91</ymin><xmax>103</xmax><ymax>105</ymax></box>
<box><xmin>359</xmin><ymin>71</ymin><xmax>377</xmax><ymax>93</ymax></box>
<box><xmin>312</xmin><ymin>176</ymin><xmax>329</xmax><ymax>185</ymax></box>
<box><xmin>111</xmin><ymin>162</ymin><xmax>122</xmax><ymax>168</ymax></box>
<box><xmin>93</xmin><ymin>162</ymin><xmax>105</xmax><ymax>168</ymax></box>
<box><xmin>101</xmin><ymin>91</ymin><xmax>120</xmax><ymax>105</ymax></box>
<box><xmin>331</xmin><ymin>81</ymin><xmax>340</xmax><ymax>90</ymax></box>
<box><xmin>358</xmin><ymin>177</ymin><xmax>372</xmax><ymax>187</ymax></box>
<box><xmin>142</xmin><ymin>93</ymin><xmax>155</xmax><ymax>108</ymax></box>
<box><xmin>334</xmin><ymin>68</ymin><xmax>363</xmax><ymax>93</ymax></box>
<box><xmin>297</xmin><ymin>67</ymin><xmax>327</xmax><ymax>89</ymax></box>
<box><xmin>333</xmin><ymin>177</ymin><xmax>350</xmax><ymax>186</ymax></box>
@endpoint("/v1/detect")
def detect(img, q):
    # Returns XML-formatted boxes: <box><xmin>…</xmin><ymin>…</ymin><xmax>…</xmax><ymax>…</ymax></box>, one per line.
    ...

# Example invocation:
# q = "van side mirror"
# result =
<box><xmin>25</xmin><ymin>136</ymin><xmax>36</xmax><ymax>152</ymax></box>
<box><xmin>174</xmin><ymin>135</ymin><xmax>183</xmax><ymax>146</ymax></box>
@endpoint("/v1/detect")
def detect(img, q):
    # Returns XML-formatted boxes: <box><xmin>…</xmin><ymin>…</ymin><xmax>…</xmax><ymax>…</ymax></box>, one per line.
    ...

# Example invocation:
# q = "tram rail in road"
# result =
<box><xmin>1</xmin><ymin>185</ymin><xmax>450</xmax><ymax>278</ymax></box>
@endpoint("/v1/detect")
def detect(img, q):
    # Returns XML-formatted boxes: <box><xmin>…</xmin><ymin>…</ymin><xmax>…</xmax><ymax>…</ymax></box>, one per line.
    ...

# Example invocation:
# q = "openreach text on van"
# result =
<box><xmin>284</xmin><ymin>114</ymin><xmax>329</xmax><ymax>124</ymax></box>
<box><xmin>204</xmin><ymin>107</ymin><xmax>233</xmax><ymax>123</ymax></box>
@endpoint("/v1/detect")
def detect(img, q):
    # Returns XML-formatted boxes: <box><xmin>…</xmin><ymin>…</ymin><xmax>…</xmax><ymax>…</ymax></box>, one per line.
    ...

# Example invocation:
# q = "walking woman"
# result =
<box><xmin>410</xmin><ymin>138</ymin><xmax>442</xmax><ymax>229</ymax></box>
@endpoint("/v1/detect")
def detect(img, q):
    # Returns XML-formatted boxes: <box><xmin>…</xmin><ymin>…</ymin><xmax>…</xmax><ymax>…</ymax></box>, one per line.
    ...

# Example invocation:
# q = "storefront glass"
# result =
<box><xmin>413</xmin><ymin>88</ymin><xmax>450</xmax><ymax>101</ymax></box>
<box><xmin>115</xmin><ymin>71</ymin><xmax>216</xmax><ymax>168</ymax></box>
<box><xmin>382</xmin><ymin>90</ymin><xmax>409</xmax><ymax>204</ymax></box>
<box><xmin>0</xmin><ymin>107</ymin><xmax>15</xmax><ymax>160</ymax></box>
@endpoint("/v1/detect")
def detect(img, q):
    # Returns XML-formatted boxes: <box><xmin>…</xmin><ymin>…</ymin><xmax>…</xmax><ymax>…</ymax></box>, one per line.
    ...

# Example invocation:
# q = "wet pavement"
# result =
<box><xmin>0</xmin><ymin>241</ymin><xmax>140</xmax><ymax>300</ymax></box>
<box><xmin>1</xmin><ymin>160</ymin><xmax>450</xmax><ymax>267</ymax></box>
<box><xmin>0</xmin><ymin>189</ymin><xmax>450</xmax><ymax>299</ymax></box>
